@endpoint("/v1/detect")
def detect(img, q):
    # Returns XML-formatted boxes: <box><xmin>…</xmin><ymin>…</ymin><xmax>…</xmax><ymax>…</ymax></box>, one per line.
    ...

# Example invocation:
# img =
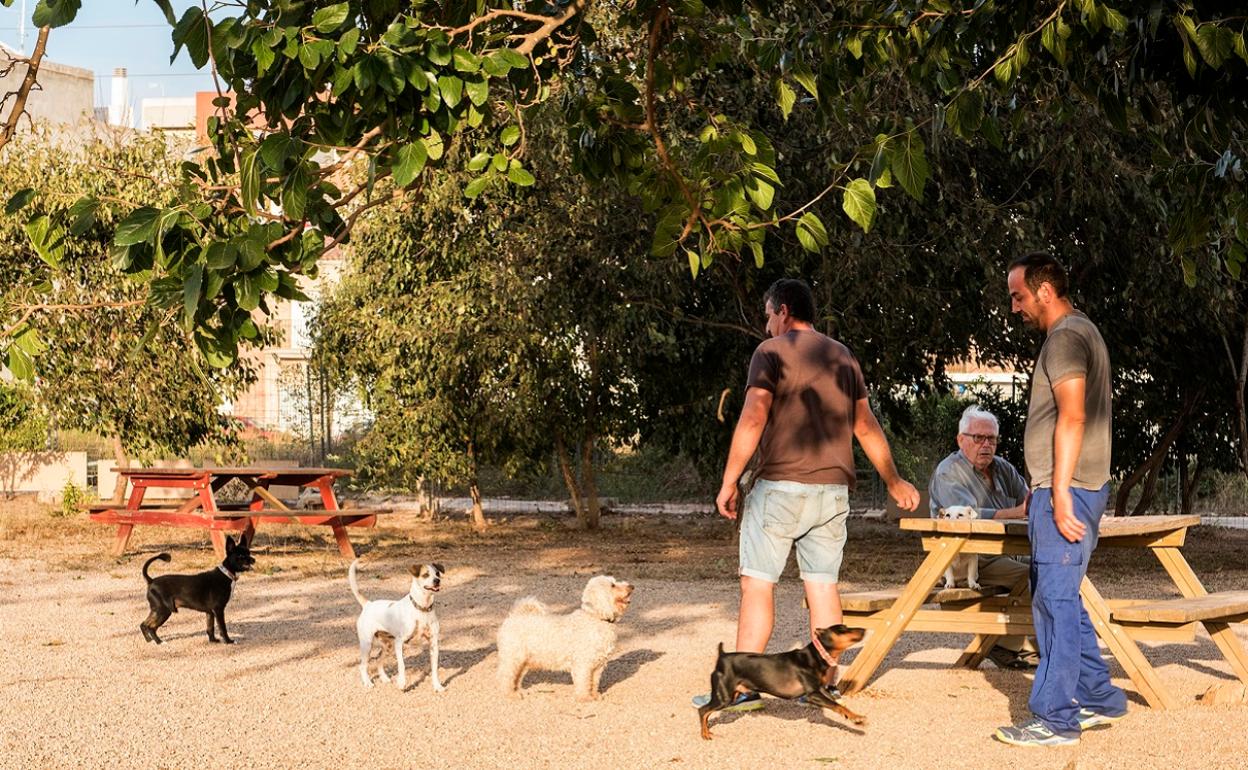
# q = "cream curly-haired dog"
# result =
<box><xmin>496</xmin><ymin>575</ymin><xmax>634</xmax><ymax>701</ymax></box>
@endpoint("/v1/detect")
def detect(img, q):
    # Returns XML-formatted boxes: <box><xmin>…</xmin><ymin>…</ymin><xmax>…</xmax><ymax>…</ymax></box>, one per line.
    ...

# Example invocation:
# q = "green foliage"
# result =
<box><xmin>57</xmin><ymin>479</ymin><xmax>89</xmax><ymax>517</ymax></box>
<box><xmin>0</xmin><ymin>382</ymin><xmax>45</xmax><ymax>453</ymax></box>
<box><xmin>0</xmin><ymin>129</ymin><xmax>263</xmax><ymax>458</ymax></box>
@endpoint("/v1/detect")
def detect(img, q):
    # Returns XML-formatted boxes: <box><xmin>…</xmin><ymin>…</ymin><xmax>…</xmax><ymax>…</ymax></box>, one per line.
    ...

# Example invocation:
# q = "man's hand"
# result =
<box><xmin>1052</xmin><ymin>487</ymin><xmax>1086</xmax><ymax>542</ymax></box>
<box><xmin>995</xmin><ymin>502</ymin><xmax>1027</xmax><ymax>520</ymax></box>
<box><xmin>888</xmin><ymin>479</ymin><xmax>921</xmax><ymax>511</ymax></box>
<box><xmin>716</xmin><ymin>482</ymin><xmax>740</xmax><ymax>520</ymax></box>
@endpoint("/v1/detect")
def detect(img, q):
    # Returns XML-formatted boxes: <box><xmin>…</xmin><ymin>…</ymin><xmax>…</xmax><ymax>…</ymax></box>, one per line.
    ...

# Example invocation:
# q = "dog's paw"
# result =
<box><xmin>224</xmin><ymin>638</ymin><xmax>236</xmax><ymax>645</ymax></box>
<box><xmin>395</xmin><ymin>678</ymin><xmax>408</xmax><ymax>690</ymax></box>
<box><xmin>967</xmin><ymin>581</ymin><xmax>982</xmax><ymax>591</ymax></box>
<box><xmin>852</xmin><ymin>716</ymin><xmax>868</xmax><ymax>727</ymax></box>
<box><xmin>433</xmin><ymin>682</ymin><xmax>447</xmax><ymax>692</ymax></box>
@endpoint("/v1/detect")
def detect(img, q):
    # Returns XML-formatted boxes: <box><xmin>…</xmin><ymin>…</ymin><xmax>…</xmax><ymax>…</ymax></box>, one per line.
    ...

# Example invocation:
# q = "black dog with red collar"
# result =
<box><xmin>698</xmin><ymin>624</ymin><xmax>867</xmax><ymax>740</ymax></box>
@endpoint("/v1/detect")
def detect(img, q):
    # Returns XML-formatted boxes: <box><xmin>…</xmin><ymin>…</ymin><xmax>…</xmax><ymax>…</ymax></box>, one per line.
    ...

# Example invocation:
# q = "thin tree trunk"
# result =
<box><xmin>1222</xmin><ymin>315</ymin><xmax>1248</xmax><ymax>476</ymax></box>
<box><xmin>0</xmin><ymin>27</ymin><xmax>50</xmax><ymax>151</ymax></box>
<box><xmin>467</xmin><ymin>440</ymin><xmax>487</xmax><ymax>532</ymax></box>
<box><xmin>110</xmin><ymin>434</ymin><xmax>128</xmax><ymax>503</ymax></box>
<box><xmin>1114</xmin><ymin>391</ymin><xmax>1198</xmax><ymax>515</ymax></box>
<box><xmin>580</xmin><ymin>434</ymin><xmax>600</xmax><ymax>530</ymax></box>
<box><xmin>555</xmin><ymin>435</ymin><xmax>585</xmax><ymax>520</ymax></box>
<box><xmin>1181</xmin><ymin>458</ymin><xmax>1204</xmax><ymax>517</ymax></box>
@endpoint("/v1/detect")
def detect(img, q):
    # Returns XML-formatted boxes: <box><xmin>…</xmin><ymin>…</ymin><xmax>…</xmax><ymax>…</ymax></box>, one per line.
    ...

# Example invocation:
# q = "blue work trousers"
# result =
<box><xmin>1027</xmin><ymin>485</ymin><xmax>1127</xmax><ymax>736</ymax></box>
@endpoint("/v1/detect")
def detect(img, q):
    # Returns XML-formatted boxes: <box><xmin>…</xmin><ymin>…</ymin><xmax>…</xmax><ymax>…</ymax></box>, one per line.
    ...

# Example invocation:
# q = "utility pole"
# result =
<box><xmin>18</xmin><ymin>0</ymin><xmax>28</xmax><ymax>54</ymax></box>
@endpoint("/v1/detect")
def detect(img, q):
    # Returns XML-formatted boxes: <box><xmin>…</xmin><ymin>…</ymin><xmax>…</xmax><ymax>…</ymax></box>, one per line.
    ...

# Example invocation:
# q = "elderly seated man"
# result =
<box><xmin>929</xmin><ymin>404</ymin><xmax>1038</xmax><ymax>670</ymax></box>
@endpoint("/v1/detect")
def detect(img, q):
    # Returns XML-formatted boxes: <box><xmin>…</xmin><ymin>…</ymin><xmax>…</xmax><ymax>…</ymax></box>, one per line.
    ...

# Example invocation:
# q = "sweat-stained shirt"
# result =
<box><xmin>1023</xmin><ymin>310</ymin><xmax>1112</xmax><ymax>490</ymax></box>
<box><xmin>746</xmin><ymin>329</ymin><xmax>866</xmax><ymax>488</ymax></box>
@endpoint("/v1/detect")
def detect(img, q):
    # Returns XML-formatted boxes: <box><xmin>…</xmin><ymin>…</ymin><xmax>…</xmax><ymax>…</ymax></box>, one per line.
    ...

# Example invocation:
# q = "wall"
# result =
<box><xmin>0</xmin><ymin>451</ymin><xmax>88</xmax><ymax>501</ymax></box>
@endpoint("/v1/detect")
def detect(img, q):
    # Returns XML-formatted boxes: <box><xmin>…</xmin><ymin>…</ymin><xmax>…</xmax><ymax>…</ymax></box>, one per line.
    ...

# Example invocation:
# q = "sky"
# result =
<box><xmin>0</xmin><ymin>0</ymin><xmax>217</xmax><ymax>117</ymax></box>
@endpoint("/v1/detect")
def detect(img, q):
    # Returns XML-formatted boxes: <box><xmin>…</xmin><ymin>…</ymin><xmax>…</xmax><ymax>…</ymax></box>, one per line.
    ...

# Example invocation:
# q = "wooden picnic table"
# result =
<box><xmin>837</xmin><ymin>515</ymin><xmax>1248</xmax><ymax>710</ymax></box>
<box><xmin>87</xmin><ymin>466</ymin><xmax>388</xmax><ymax>560</ymax></box>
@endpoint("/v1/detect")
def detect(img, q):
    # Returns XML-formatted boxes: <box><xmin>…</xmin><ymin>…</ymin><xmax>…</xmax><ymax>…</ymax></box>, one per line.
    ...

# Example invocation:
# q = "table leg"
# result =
<box><xmin>210</xmin><ymin>531</ymin><xmax>227</xmax><ymax>559</ymax></box>
<box><xmin>1153</xmin><ymin>548</ymin><xmax>1248</xmax><ymax>684</ymax></box>
<box><xmin>330</xmin><ymin>519</ymin><xmax>355</xmax><ymax>559</ymax></box>
<box><xmin>112</xmin><ymin>524</ymin><xmax>134</xmax><ymax>557</ymax></box>
<box><xmin>315</xmin><ymin>477</ymin><xmax>340</xmax><ymax>510</ymax></box>
<box><xmin>839</xmin><ymin>536</ymin><xmax>966</xmax><ymax>695</ymax></box>
<box><xmin>1080</xmin><ymin>577</ymin><xmax>1179</xmax><ymax>710</ymax></box>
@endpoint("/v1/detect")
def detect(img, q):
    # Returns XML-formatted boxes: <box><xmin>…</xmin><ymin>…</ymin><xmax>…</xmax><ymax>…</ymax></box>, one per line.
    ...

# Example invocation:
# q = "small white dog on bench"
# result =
<box><xmin>938</xmin><ymin>506</ymin><xmax>981</xmax><ymax>590</ymax></box>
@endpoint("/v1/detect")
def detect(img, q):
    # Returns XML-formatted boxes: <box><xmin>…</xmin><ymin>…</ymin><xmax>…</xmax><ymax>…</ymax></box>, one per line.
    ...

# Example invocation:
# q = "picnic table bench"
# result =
<box><xmin>837</xmin><ymin>515</ymin><xmax>1248</xmax><ymax>710</ymax></box>
<box><xmin>87</xmin><ymin>466</ymin><xmax>390</xmax><ymax>560</ymax></box>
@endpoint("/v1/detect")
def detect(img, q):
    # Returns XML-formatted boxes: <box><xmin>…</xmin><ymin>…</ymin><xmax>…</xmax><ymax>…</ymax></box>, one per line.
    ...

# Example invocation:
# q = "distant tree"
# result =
<box><xmin>0</xmin><ymin>128</ymin><xmax>265</xmax><ymax>490</ymax></box>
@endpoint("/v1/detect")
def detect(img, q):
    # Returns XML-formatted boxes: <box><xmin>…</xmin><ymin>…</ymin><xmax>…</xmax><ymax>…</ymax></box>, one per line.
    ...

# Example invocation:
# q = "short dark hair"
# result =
<box><xmin>764</xmin><ymin>278</ymin><xmax>816</xmax><ymax>322</ymax></box>
<box><xmin>1008</xmin><ymin>251</ymin><xmax>1069</xmax><ymax>298</ymax></box>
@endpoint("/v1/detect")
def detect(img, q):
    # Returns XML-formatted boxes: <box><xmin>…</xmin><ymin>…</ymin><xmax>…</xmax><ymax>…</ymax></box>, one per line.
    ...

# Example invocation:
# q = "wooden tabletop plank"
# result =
<box><xmin>1112</xmin><ymin>591</ymin><xmax>1248</xmax><ymax>623</ymax></box>
<box><xmin>899</xmin><ymin>514</ymin><xmax>1200</xmax><ymax>537</ymax></box>
<box><xmin>117</xmin><ymin>467</ymin><xmax>352</xmax><ymax>478</ymax></box>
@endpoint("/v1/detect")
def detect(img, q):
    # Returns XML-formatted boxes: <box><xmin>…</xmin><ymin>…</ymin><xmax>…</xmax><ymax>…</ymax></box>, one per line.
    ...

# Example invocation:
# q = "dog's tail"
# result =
<box><xmin>142</xmin><ymin>553</ymin><xmax>171</xmax><ymax>584</ymax></box>
<box><xmin>510</xmin><ymin>596</ymin><xmax>548</xmax><ymax>616</ymax></box>
<box><xmin>347</xmin><ymin>559</ymin><xmax>369</xmax><ymax>607</ymax></box>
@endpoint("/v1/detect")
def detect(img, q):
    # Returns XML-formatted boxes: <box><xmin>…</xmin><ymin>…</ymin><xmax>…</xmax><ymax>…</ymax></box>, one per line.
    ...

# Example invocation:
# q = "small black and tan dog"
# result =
<box><xmin>139</xmin><ymin>535</ymin><xmax>255</xmax><ymax>645</ymax></box>
<box><xmin>699</xmin><ymin>624</ymin><xmax>867</xmax><ymax>739</ymax></box>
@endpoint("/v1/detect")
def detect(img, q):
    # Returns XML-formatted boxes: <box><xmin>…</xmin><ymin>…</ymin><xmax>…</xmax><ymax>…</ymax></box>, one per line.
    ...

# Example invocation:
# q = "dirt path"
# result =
<box><xmin>2</xmin><ymin>510</ymin><xmax>1247</xmax><ymax>769</ymax></box>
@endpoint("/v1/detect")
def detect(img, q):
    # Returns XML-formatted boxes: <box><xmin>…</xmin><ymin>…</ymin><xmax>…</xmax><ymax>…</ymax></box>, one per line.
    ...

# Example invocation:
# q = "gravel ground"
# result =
<box><xmin>3</xmin><ymin>546</ymin><xmax>1248</xmax><ymax>770</ymax></box>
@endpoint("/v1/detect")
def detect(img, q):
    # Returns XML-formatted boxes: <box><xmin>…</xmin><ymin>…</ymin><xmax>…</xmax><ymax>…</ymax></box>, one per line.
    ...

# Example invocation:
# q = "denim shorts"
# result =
<box><xmin>739</xmin><ymin>478</ymin><xmax>850</xmax><ymax>584</ymax></box>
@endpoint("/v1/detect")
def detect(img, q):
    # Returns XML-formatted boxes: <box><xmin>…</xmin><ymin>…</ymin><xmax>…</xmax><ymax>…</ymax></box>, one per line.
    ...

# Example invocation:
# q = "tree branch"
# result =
<box><xmin>0</xmin><ymin>26</ymin><xmax>50</xmax><ymax>152</ymax></box>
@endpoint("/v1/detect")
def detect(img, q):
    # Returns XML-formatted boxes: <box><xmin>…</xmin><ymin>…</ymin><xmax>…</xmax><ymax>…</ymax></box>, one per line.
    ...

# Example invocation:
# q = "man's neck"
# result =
<box><xmin>1040</xmin><ymin>300</ymin><xmax>1076</xmax><ymax>332</ymax></box>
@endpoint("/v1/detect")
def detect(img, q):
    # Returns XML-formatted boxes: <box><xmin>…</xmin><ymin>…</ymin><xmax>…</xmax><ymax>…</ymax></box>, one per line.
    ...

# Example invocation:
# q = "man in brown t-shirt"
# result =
<box><xmin>715</xmin><ymin>278</ymin><xmax>919</xmax><ymax>662</ymax></box>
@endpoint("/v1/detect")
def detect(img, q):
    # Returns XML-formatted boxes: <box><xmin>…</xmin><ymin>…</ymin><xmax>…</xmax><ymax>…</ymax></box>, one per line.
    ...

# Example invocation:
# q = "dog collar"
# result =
<box><xmin>409</xmin><ymin>594</ymin><xmax>433</xmax><ymax>612</ymax></box>
<box><xmin>218</xmin><ymin>565</ymin><xmax>238</xmax><ymax>581</ymax></box>
<box><xmin>812</xmin><ymin>631</ymin><xmax>839</xmax><ymax>668</ymax></box>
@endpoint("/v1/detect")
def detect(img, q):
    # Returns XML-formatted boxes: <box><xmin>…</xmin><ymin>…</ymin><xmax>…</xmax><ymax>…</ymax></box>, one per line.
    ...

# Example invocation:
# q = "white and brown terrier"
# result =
<box><xmin>496</xmin><ymin>575</ymin><xmax>634</xmax><ymax>701</ymax></box>
<box><xmin>349</xmin><ymin>560</ymin><xmax>446</xmax><ymax>691</ymax></box>
<box><xmin>938</xmin><ymin>505</ymin><xmax>981</xmax><ymax>589</ymax></box>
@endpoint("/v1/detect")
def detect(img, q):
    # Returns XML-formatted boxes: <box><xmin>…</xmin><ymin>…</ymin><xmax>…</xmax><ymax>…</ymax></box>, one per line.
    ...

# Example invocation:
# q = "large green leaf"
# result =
<box><xmin>891</xmin><ymin>129</ymin><xmax>930</xmax><ymax>202</ymax></box>
<box><xmin>114</xmin><ymin>207</ymin><xmax>161</xmax><ymax>246</ymax></box>
<box><xmin>796</xmin><ymin>211</ymin><xmax>831</xmax><ymax>251</ymax></box>
<box><xmin>31</xmin><ymin>0</ymin><xmax>80</xmax><ymax>28</ymax></box>
<box><xmin>841</xmin><ymin>178</ymin><xmax>877</xmax><ymax>234</ymax></box>
<box><xmin>239</xmin><ymin>148</ymin><xmax>261</xmax><ymax>214</ymax></box>
<box><xmin>24</xmin><ymin>215</ymin><xmax>64</xmax><ymax>267</ymax></box>
<box><xmin>170</xmin><ymin>6</ymin><xmax>210</xmax><ymax>68</ymax></box>
<box><xmin>5</xmin><ymin>188</ymin><xmax>34</xmax><ymax>215</ymax></box>
<box><xmin>438</xmin><ymin>75</ymin><xmax>464</xmax><ymax>108</ymax></box>
<box><xmin>392</xmin><ymin>142</ymin><xmax>429</xmax><ymax>187</ymax></box>
<box><xmin>312</xmin><ymin>2</ymin><xmax>350</xmax><ymax>33</ymax></box>
<box><xmin>183</xmin><ymin>264</ymin><xmax>203</xmax><ymax>328</ymax></box>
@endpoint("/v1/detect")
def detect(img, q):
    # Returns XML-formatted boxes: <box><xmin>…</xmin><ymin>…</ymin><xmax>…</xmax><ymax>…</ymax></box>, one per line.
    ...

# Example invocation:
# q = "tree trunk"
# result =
<box><xmin>1114</xmin><ymin>391</ymin><xmax>1198</xmax><ymax>515</ymax></box>
<box><xmin>110</xmin><ymin>434</ymin><xmax>129</xmax><ymax>503</ymax></box>
<box><xmin>467</xmin><ymin>441</ymin><xmax>487</xmax><ymax>532</ymax></box>
<box><xmin>580</xmin><ymin>434</ymin><xmax>600</xmax><ymax>530</ymax></box>
<box><xmin>1180</xmin><ymin>457</ymin><xmax>1203</xmax><ymax>517</ymax></box>
<box><xmin>1222</xmin><ymin>316</ymin><xmax>1248</xmax><ymax>477</ymax></box>
<box><xmin>555</xmin><ymin>435</ymin><xmax>586</xmax><ymax>520</ymax></box>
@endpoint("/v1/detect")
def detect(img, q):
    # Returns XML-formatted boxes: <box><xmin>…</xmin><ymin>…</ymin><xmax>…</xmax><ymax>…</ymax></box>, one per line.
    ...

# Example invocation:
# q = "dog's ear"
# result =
<box><xmin>409</xmin><ymin>564</ymin><xmax>421</xmax><ymax>577</ymax></box>
<box><xmin>432</xmin><ymin>563</ymin><xmax>445</xmax><ymax>575</ymax></box>
<box><xmin>225</xmin><ymin>535</ymin><xmax>237</xmax><ymax>552</ymax></box>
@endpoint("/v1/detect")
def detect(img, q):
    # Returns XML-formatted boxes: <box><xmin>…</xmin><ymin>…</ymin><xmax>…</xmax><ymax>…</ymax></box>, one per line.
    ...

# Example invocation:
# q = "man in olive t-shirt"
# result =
<box><xmin>995</xmin><ymin>253</ymin><xmax>1127</xmax><ymax>748</ymax></box>
<box><xmin>714</xmin><ymin>279</ymin><xmax>920</xmax><ymax>661</ymax></box>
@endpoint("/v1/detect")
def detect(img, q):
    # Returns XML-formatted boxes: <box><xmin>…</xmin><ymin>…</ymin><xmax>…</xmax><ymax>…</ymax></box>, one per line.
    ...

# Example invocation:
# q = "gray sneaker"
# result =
<box><xmin>1077</xmin><ymin>708</ymin><xmax>1126</xmax><ymax>729</ymax></box>
<box><xmin>691</xmin><ymin>691</ymin><xmax>764</xmax><ymax>711</ymax></box>
<box><xmin>994</xmin><ymin>718</ymin><xmax>1079</xmax><ymax>747</ymax></box>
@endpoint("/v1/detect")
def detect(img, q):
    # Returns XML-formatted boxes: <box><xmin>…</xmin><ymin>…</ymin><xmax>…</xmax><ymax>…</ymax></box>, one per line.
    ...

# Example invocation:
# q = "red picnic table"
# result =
<box><xmin>87</xmin><ymin>466</ymin><xmax>389</xmax><ymax>559</ymax></box>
